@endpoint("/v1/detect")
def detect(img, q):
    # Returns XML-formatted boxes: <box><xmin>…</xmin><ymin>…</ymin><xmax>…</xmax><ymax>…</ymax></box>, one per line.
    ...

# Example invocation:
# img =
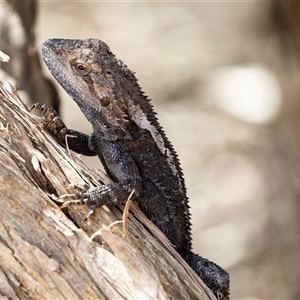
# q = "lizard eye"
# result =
<box><xmin>71</xmin><ymin>61</ymin><xmax>91</xmax><ymax>76</ymax></box>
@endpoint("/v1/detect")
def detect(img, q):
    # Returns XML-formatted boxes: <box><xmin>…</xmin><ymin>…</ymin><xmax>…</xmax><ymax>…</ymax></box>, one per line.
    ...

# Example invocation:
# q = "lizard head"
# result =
<box><xmin>41</xmin><ymin>38</ymin><xmax>141</xmax><ymax>140</ymax></box>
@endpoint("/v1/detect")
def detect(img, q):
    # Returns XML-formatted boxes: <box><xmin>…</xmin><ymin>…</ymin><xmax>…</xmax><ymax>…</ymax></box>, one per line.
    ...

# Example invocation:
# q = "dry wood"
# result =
<box><xmin>0</xmin><ymin>80</ymin><xmax>215</xmax><ymax>300</ymax></box>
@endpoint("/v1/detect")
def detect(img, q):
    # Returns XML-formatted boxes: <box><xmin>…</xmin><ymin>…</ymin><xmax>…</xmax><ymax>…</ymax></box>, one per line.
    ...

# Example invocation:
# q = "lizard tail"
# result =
<box><xmin>182</xmin><ymin>251</ymin><xmax>230</xmax><ymax>300</ymax></box>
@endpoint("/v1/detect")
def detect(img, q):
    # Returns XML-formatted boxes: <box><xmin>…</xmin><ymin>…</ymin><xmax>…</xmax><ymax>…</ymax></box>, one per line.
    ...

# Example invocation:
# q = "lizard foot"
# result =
<box><xmin>31</xmin><ymin>103</ymin><xmax>67</xmax><ymax>141</ymax></box>
<box><xmin>58</xmin><ymin>184</ymin><xmax>115</xmax><ymax>219</ymax></box>
<box><xmin>58</xmin><ymin>183</ymin><xmax>133</xmax><ymax>220</ymax></box>
<box><xmin>58</xmin><ymin>192</ymin><xmax>97</xmax><ymax>220</ymax></box>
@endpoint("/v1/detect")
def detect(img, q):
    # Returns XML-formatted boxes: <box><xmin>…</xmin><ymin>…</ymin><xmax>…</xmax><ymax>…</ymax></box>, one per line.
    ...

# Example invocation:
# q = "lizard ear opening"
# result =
<box><xmin>100</xmin><ymin>96</ymin><xmax>110</xmax><ymax>106</ymax></box>
<box><xmin>71</xmin><ymin>60</ymin><xmax>91</xmax><ymax>76</ymax></box>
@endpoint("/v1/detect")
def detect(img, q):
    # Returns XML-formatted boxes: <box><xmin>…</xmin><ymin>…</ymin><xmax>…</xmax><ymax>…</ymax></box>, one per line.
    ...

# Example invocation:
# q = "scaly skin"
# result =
<box><xmin>33</xmin><ymin>38</ymin><xmax>230</xmax><ymax>299</ymax></box>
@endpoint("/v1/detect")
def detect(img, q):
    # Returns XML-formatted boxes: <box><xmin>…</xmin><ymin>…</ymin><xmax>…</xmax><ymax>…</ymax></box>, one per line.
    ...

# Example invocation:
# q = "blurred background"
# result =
<box><xmin>1</xmin><ymin>1</ymin><xmax>300</xmax><ymax>298</ymax></box>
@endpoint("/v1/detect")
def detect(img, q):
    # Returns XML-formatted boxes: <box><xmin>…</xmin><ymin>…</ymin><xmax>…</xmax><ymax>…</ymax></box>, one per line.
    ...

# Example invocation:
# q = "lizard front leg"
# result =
<box><xmin>31</xmin><ymin>103</ymin><xmax>97</xmax><ymax>156</ymax></box>
<box><xmin>32</xmin><ymin>104</ymin><xmax>141</xmax><ymax>217</ymax></box>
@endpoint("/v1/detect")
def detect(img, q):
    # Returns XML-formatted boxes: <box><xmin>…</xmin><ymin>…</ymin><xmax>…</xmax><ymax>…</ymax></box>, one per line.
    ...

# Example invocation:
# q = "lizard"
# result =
<box><xmin>32</xmin><ymin>38</ymin><xmax>230</xmax><ymax>300</ymax></box>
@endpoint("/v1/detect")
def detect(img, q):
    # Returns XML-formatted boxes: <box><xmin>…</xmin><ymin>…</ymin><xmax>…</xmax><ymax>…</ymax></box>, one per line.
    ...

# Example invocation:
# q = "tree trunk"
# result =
<box><xmin>0</xmin><ymin>79</ymin><xmax>214</xmax><ymax>299</ymax></box>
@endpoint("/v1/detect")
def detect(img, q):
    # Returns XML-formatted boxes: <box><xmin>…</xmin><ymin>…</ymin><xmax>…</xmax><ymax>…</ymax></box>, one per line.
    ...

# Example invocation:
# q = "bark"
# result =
<box><xmin>0</xmin><ymin>80</ymin><xmax>214</xmax><ymax>300</ymax></box>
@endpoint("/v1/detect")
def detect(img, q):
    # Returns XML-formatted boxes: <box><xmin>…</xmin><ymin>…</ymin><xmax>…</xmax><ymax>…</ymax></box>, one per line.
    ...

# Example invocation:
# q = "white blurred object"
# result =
<box><xmin>207</xmin><ymin>65</ymin><xmax>282</xmax><ymax>123</ymax></box>
<box><xmin>0</xmin><ymin>50</ymin><xmax>10</xmax><ymax>62</ymax></box>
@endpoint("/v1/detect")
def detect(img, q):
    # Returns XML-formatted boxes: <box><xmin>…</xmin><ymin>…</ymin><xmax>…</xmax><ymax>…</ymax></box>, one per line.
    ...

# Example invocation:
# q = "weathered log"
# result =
<box><xmin>0</xmin><ymin>80</ymin><xmax>215</xmax><ymax>299</ymax></box>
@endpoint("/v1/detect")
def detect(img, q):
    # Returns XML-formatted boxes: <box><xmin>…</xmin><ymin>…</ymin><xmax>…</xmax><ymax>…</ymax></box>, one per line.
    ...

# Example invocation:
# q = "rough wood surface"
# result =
<box><xmin>0</xmin><ymin>81</ymin><xmax>215</xmax><ymax>300</ymax></box>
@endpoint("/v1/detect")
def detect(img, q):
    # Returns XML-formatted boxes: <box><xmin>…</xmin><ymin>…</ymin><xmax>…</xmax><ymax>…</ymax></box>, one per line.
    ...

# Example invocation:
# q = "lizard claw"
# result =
<box><xmin>84</xmin><ymin>204</ymin><xmax>96</xmax><ymax>221</ymax></box>
<box><xmin>58</xmin><ymin>191</ymin><xmax>96</xmax><ymax>220</ymax></box>
<box><xmin>30</xmin><ymin>103</ymin><xmax>58</xmax><ymax>120</ymax></box>
<box><xmin>30</xmin><ymin>103</ymin><xmax>67</xmax><ymax>141</ymax></box>
<box><xmin>59</xmin><ymin>199</ymin><xmax>96</xmax><ymax>221</ymax></box>
<box><xmin>60</xmin><ymin>199</ymin><xmax>85</xmax><ymax>209</ymax></box>
<box><xmin>67</xmin><ymin>183</ymin><xmax>90</xmax><ymax>191</ymax></box>
<box><xmin>58</xmin><ymin>192</ymin><xmax>83</xmax><ymax>207</ymax></box>
<box><xmin>30</xmin><ymin>103</ymin><xmax>39</xmax><ymax>112</ymax></box>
